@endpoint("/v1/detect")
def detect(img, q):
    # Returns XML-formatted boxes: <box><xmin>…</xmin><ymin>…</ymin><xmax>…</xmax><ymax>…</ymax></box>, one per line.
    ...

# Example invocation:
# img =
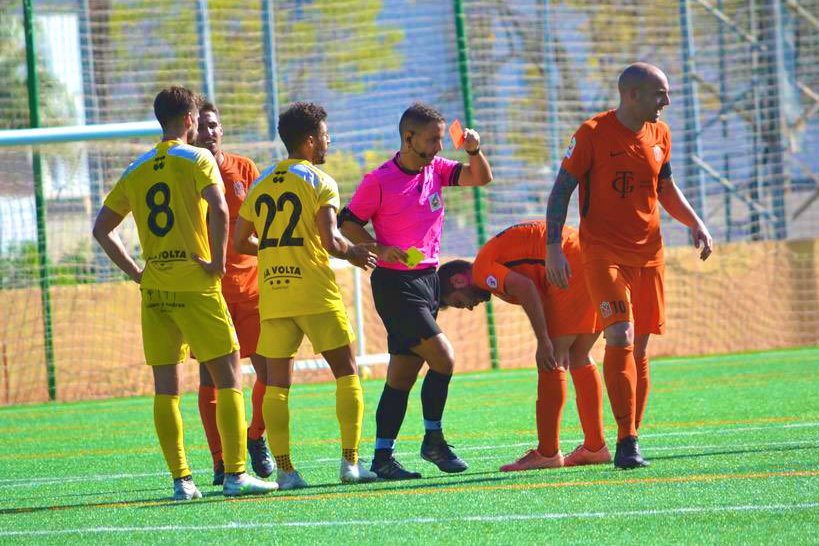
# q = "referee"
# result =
<box><xmin>339</xmin><ymin>103</ymin><xmax>492</xmax><ymax>479</ymax></box>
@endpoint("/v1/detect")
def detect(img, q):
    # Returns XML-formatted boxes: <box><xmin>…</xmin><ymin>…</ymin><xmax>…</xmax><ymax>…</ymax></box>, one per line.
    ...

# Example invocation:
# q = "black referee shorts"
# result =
<box><xmin>370</xmin><ymin>266</ymin><xmax>442</xmax><ymax>356</ymax></box>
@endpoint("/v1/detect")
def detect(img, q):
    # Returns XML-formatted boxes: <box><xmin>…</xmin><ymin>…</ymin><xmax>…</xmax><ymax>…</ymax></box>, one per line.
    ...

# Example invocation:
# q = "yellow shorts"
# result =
<box><xmin>257</xmin><ymin>308</ymin><xmax>355</xmax><ymax>358</ymax></box>
<box><xmin>141</xmin><ymin>288</ymin><xmax>239</xmax><ymax>366</ymax></box>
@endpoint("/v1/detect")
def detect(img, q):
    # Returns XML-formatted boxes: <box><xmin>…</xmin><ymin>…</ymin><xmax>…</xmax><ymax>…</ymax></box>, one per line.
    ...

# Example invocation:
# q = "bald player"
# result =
<box><xmin>545</xmin><ymin>63</ymin><xmax>713</xmax><ymax>469</ymax></box>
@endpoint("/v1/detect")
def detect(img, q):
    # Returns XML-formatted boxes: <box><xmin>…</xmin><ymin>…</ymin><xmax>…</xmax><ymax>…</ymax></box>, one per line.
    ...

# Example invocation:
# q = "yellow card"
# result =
<box><xmin>404</xmin><ymin>247</ymin><xmax>425</xmax><ymax>269</ymax></box>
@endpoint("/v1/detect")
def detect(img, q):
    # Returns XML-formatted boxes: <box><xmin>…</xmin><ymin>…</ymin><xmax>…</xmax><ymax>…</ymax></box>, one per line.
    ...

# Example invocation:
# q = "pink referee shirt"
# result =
<box><xmin>347</xmin><ymin>153</ymin><xmax>462</xmax><ymax>271</ymax></box>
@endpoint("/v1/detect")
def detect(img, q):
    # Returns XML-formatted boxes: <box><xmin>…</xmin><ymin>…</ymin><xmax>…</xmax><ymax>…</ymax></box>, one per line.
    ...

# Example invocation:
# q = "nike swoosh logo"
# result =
<box><xmin>610</xmin><ymin>151</ymin><xmax>626</xmax><ymax>157</ymax></box>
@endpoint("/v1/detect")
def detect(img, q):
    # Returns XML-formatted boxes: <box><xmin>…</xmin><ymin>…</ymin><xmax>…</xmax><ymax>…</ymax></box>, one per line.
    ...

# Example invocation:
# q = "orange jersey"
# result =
<box><xmin>473</xmin><ymin>222</ymin><xmax>596</xmax><ymax>337</ymax></box>
<box><xmin>560</xmin><ymin>110</ymin><xmax>672</xmax><ymax>267</ymax></box>
<box><xmin>472</xmin><ymin>222</ymin><xmax>581</xmax><ymax>302</ymax></box>
<box><xmin>220</xmin><ymin>151</ymin><xmax>261</xmax><ymax>302</ymax></box>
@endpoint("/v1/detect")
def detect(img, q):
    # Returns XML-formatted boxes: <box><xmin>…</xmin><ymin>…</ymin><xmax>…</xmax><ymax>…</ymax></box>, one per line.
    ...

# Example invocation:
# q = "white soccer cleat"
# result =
<box><xmin>172</xmin><ymin>476</ymin><xmax>202</xmax><ymax>501</ymax></box>
<box><xmin>222</xmin><ymin>472</ymin><xmax>278</xmax><ymax>497</ymax></box>
<box><xmin>276</xmin><ymin>469</ymin><xmax>309</xmax><ymax>490</ymax></box>
<box><xmin>340</xmin><ymin>459</ymin><xmax>378</xmax><ymax>484</ymax></box>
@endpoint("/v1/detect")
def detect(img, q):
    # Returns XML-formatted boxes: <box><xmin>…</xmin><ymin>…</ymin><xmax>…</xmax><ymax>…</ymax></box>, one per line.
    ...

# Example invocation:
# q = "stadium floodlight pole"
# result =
<box><xmin>195</xmin><ymin>0</ymin><xmax>216</xmax><ymax>101</ymax></box>
<box><xmin>453</xmin><ymin>0</ymin><xmax>500</xmax><ymax>371</ymax></box>
<box><xmin>262</xmin><ymin>0</ymin><xmax>281</xmax><ymax>144</ymax></box>
<box><xmin>23</xmin><ymin>0</ymin><xmax>57</xmax><ymax>401</ymax></box>
<box><xmin>678</xmin><ymin>0</ymin><xmax>708</xmax><ymax>222</ymax></box>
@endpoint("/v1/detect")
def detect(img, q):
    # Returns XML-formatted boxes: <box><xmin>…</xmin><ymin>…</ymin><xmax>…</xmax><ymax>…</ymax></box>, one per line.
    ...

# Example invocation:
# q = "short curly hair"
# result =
<box><xmin>153</xmin><ymin>86</ymin><xmax>198</xmax><ymax>130</ymax></box>
<box><xmin>278</xmin><ymin>102</ymin><xmax>327</xmax><ymax>154</ymax></box>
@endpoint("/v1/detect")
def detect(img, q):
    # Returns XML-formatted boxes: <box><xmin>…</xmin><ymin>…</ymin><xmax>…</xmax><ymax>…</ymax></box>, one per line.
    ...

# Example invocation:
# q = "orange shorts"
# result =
<box><xmin>226</xmin><ymin>297</ymin><xmax>261</xmax><ymax>358</ymax></box>
<box><xmin>583</xmin><ymin>260</ymin><xmax>665</xmax><ymax>335</ymax></box>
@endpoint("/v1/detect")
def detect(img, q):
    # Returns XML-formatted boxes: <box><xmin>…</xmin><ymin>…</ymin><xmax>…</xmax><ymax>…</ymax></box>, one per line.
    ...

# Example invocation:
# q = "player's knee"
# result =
<box><xmin>426</xmin><ymin>350</ymin><xmax>455</xmax><ymax>375</ymax></box>
<box><xmin>604</xmin><ymin>322</ymin><xmax>633</xmax><ymax>347</ymax></box>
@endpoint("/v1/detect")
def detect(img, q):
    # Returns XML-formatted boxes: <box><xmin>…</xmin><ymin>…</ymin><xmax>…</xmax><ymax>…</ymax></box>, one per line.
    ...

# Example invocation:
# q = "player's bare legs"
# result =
<box><xmin>603</xmin><ymin>321</ymin><xmax>647</xmax><ymax>468</ymax></box>
<box><xmin>633</xmin><ymin>334</ymin><xmax>651</xmax><ymax>432</ymax></box>
<box><xmin>371</xmin><ymin>354</ymin><xmax>425</xmax><ymax>480</ymax></box>
<box><xmin>411</xmin><ymin>334</ymin><xmax>468</xmax><ymax>473</ymax></box>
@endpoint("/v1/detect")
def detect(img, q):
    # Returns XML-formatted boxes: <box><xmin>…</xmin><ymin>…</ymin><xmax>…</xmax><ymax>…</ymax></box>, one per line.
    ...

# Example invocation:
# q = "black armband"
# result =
<box><xmin>659</xmin><ymin>162</ymin><xmax>672</xmax><ymax>181</ymax></box>
<box><xmin>338</xmin><ymin>206</ymin><xmax>368</xmax><ymax>228</ymax></box>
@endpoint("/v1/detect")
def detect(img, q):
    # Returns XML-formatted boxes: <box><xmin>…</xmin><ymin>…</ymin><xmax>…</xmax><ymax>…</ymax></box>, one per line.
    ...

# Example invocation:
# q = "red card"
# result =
<box><xmin>449</xmin><ymin>119</ymin><xmax>465</xmax><ymax>149</ymax></box>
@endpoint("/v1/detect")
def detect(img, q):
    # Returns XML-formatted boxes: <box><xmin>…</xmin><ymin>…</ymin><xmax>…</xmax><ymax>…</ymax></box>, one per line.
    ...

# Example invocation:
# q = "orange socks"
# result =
<box><xmin>248</xmin><ymin>379</ymin><xmax>267</xmax><ymax>441</ymax></box>
<box><xmin>635</xmin><ymin>354</ymin><xmax>650</xmax><ymax>431</ymax></box>
<box><xmin>603</xmin><ymin>345</ymin><xmax>637</xmax><ymax>441</ymax></box>
<box><xmin>569</xmin><ymin>364</ymin><xmax>606</xmax><ymax>451</ymax></box>
<box><xmin>198</xmin><ymin>385</ymin><xmax>222</xmax><ymax>468</ymax></box>
<box><xmin>535</xmin><ymin>369</ymin><xmax>567</xmax><ymax>457</ymax></box>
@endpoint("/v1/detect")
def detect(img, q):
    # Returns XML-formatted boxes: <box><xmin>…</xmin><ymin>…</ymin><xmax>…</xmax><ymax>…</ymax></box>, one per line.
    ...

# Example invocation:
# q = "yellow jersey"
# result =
<box><xmin>104</xmin><ymin>139</ymin><xmax>224</xmax><ymax>292</ymax></box>
<box><xmin>239</xmin><ymin>159</ymin><xmax>344</xmax><ymax>319</ymax></box>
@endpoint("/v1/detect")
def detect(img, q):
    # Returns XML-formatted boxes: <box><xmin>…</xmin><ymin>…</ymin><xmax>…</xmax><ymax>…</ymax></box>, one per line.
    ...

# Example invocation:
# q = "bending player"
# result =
<box><xmin>194</xmin><ymin>100</ymin><xmax>274</xmax><ymax>485</ymax></box>
<box><xmin>438</xmin><ymin>221</ymin><xmax>610</xmax><ymax>470</ymax></box>
<box><xmin>92</xmin><ymin>86</ymin><xmax>277</xmax><ymax>500</ymax></box>
<box><xmin>233</xmin><ymin>102</ymin><xmax>379</xmax><ymax>489</ymax></box>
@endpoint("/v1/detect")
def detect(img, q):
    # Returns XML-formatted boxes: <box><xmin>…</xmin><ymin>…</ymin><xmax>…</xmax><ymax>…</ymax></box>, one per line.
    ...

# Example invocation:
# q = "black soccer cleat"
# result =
<box><xmin>420</xmin><ymin>431</ymin><xmax>469</xmax><ymax>473</ymax></box>
<box><xmin>370</xmin><ymin>453</ymin><xmax>422</xmax><ymax>480</ymax></box>
<box><xmin>247</xmin><ymin>434</ymin><xmax>275</xmax><ymax>478</ymax></box>
<box><xmin>614</xmin><ymin>436</ymin><xmax>650</xmax><ymax>470</ymax></box>
<box><xmin>212</xmin><ymin>459</ymin><xmax>225</xmax><ymax>486</ymax></box>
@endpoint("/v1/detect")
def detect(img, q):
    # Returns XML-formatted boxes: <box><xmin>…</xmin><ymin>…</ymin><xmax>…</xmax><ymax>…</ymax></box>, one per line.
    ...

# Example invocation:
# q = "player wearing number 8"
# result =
<box><xmin>92</xmin><ymin>86</ymin><xmax>277</xmax><ymax>500</ymax></box>
<box><xmin>233</xmin><ymin>102</ymin><xmax>379</xmax><ymax>488</ymax></box>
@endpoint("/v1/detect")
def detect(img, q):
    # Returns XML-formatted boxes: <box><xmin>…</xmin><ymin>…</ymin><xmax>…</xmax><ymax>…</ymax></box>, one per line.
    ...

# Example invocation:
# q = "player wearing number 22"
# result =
<box><xmin>92</xmin><ymin>86</ymin><xmax>276</xmax><ymax>500</ymax></box>
<box><xmin>233</xmin><ymin>102</ymin><xmax>379</xmax><ymax>489</ymax></box>
<box><xmin>545</xmin><ymin>63</ymin><xmax>713</xmax><ymax>469</ymax></box>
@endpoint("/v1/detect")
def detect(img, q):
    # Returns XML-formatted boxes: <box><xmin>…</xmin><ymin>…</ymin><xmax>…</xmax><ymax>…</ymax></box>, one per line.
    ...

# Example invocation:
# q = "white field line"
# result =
<box><xmin>1</xmin><ymin>429</ymin><xmax>817</xmax><ymax>489</ymax></box>
<box><xmin>0</xmin><ymin>502</ymin><xmax>817</xmax><ymax>537</ymax></box>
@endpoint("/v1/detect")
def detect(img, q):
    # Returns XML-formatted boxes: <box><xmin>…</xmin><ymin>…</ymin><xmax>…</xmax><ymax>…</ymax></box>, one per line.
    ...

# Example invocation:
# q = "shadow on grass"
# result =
<box><xmin>648</xmin><ymin>443</ymin><xmax>819</xmax><ymax>462</ymax></box>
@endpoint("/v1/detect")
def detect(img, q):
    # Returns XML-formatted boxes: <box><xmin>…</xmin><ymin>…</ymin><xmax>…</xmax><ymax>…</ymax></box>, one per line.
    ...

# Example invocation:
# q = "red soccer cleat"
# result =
<box><xmin>499</xmin><ymin>449</ymin><xmax>564</xmax><ymax>472</ymax></box>
<box><xmin>563</xmin><ymin>444</ymin><xmax>612</xmax><ymax>467</ymax></box>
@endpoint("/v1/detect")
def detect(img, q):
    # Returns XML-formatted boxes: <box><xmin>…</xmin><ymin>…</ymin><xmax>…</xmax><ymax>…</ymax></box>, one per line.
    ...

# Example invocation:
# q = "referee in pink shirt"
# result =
<box><xmin>339</xmin><ymin>103</ymin><xmax>493</xmax><ymax>479</ymax></box>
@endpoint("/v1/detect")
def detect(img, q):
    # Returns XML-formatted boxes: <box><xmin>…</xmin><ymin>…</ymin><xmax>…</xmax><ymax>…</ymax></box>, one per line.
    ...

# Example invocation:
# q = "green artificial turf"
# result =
<box><xmin>0</xmin><ymin>347</ymin><xmax>817</xmax><ymax>545</ymax></box>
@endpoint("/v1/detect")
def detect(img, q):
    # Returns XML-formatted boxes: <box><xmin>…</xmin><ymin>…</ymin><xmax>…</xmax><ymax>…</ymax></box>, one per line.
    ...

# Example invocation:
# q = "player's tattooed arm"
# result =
<box><xmin>546</xmin><ymin>168</ymin><xmax>579</xmax><ymax>244</ymax></box>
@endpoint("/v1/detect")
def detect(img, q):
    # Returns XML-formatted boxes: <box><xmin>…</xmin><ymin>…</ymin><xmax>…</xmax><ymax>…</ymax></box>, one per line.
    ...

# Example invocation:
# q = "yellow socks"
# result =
<box><xmin>153</xmin><ymin>394</ymin><xmax>190</xmax><ymax>479</ymax></box>
<box><xmin>216</xmin><ymin>388</ymin><xmax>247</xmax><ymax>474</ymax></box>
<box><xmin>263</xmin><ymin>386</ymin><xmax>292</xmax><ymax>469</ymax></box>
<box><xmin>336</xmin><ymin>374</ymin><xmax>364</xmax><ymax>463</ymax></box>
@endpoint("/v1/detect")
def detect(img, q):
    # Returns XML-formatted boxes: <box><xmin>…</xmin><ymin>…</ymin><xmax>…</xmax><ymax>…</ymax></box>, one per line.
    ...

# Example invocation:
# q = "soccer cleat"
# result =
<box><xmin>172</xmin><ymin>476</ymin><xmax>202</xmax><ymax>501</ymax></box>
<box><xmin>276</xmin><ymin>469</ymin><xmax>309</xmax><ymax>490</ymax></box>
<box><xmin>223</xmin><ymin>472</ymin><xmax>278</xmax><ymax>497</ymax></box>
<box><xmin>563</xmin><ymin>444</ymin><xmax>612</xmax><ymax>467</ymax></box>
<box><xmin>340</xmin><ymin>459</ymin><xmax>379</xmax><ymax>484</ymax></box>
<box><xmin>370</xmin><ymin>455</ymin><xmax>422</xmax><ymax>480</ymax></box>
<box><xmin>212</xmin><ymin>459</ymin><xmax>225</xmax><ymax>486</ymax></box>
<box><xmin>420</xmin><ymin>431</ymin><xmax>469</xmax><ymax>473</ymax></box>
<box><xmin>614</xmin><ymin>436</ymin><xmax>650</xmax><ymax>470</ymax></box>
<box><xmin>499</xmin><ymin>449</ymin><xmax>564</xmax><ymax>472</ymax></box>
<box><xmin>247</xmin><ymin>434</ymin><xmax>275</xmax><ymax>478</ymax></box>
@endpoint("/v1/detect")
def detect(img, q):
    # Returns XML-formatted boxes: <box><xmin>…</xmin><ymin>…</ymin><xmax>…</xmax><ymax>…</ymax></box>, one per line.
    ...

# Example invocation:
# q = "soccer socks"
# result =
<box><xmin>374</xmin><ymin>383</ymin><xmax>410</xmax><ymax>458</ymax></box>
<box><xmin>216</xmin><ymin>388</ymin><xmax>248</xmax><ymax>474</ymax></box>
<box><xmin>336</xmin><ymin>374</ymin><xmax>364</xmax><ymax>464</ymax></box>
<box><xmin>263</xmin><ymin>386</ymin><xmax>293</xmax><ymax>471</ymax></box>
<box><xmin>247</xmin><ymin>379</ymin><xmax>267</xmax><ymax>441</ymax></box>
<box><xmin>635</xmin><ymin>354</ymin><xmax>651</xmax><ymax>431</ymax></box>
<box><xmin>153</xmin><ymin>394</ymin><xmax>190</xmax><ymax>479</ymax></box>
<box><xmin>197</xmin><ymin>386</ymin><xmax>222</xmax><ymax>468</ymax></box>
<box><xmin>535</xmin><ymin>369</ymin><xmax>567</xmax><ymax>457</ymax></box>
<box><xmin>421</xmin><ymin>370</ymin><xmax>452</xmax><ymax>432</ymax></box>
<box><xmin>603</xmin><ymin>345</ymin><xmax>638</xmax><ymax>441</ymax></box>
<box><xmin>570</xmin><ymin>364</ymin><xmax>606</xmax><ymax>451</ymax></box>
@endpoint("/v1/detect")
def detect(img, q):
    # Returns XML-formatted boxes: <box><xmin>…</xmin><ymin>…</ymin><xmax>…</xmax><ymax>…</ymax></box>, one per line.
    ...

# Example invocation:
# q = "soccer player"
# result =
<box><xmin>438</xmin><ymin>221</ymin><xmax>611</xmax><ymax>471</ymax></box>
<box><xmin>339</xmin><ymin>102</ymin><xmax>493</xmax><ymax>479</ymax></box>
<box><xmin>194</xmin><ymin>100</ymin><xmax>274</xmax><ymax>485</ymax></box>
<box><xmin>92</xmin><ymin>86</ymin><xmax>277</xmax><ymax>500</ymax></box>
<box><xmin>233</xmin><ymin>102</ymin><xmax>379</xmax><ymax>489</ymax></box>
<box><xmin>545</xmin><ymin>63</ymin><xmax>713</xmax><ymax>469</ymax></box>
